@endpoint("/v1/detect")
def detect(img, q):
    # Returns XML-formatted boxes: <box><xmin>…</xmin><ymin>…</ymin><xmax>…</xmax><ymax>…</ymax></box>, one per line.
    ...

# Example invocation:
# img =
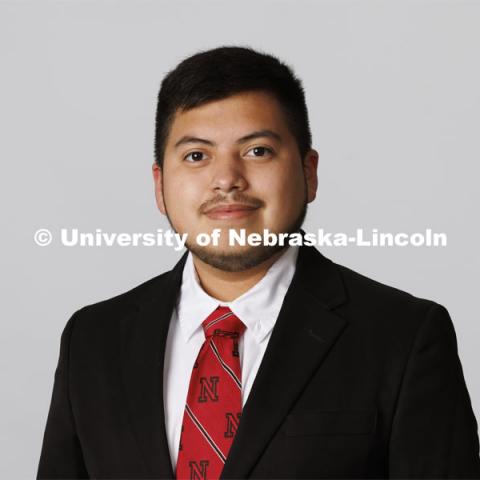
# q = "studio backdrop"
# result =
<box><xmin>0</xmin><ymin>1</ymin><xmax>479</xmax><ymax>478</ymax></box>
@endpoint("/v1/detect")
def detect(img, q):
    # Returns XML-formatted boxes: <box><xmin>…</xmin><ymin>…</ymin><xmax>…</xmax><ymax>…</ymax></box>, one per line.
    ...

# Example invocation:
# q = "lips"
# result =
<box><xmin>204</xmin><ymin>203</ymin><xmax>259</xmax><ymax>220</ymax></box>
<box><xmin>205</xmin><ymin>204</ymin><xmax>258</xmax><ymax>214</ymax></box>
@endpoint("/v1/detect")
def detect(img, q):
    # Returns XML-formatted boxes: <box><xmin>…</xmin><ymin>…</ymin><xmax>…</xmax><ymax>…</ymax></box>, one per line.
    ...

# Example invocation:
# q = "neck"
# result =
<box><xmin>191</xmin><ymin>248</ymin><xmax>288</xmax><ymax>302</ymax></box>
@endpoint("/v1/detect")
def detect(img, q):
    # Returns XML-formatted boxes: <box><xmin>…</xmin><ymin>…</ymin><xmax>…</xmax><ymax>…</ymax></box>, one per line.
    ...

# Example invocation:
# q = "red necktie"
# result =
<box><xmin>175</xmin><ymin>305</ymin><xmax>246</xmax><ymax>480</ymax></box>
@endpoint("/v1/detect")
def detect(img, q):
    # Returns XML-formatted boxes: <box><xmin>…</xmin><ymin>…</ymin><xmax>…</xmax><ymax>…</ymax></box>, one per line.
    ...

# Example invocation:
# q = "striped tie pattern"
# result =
<box><xmin>175</xmin><ymin>305</ymin><xmax>246</xmax><ymax>480</ymax></box>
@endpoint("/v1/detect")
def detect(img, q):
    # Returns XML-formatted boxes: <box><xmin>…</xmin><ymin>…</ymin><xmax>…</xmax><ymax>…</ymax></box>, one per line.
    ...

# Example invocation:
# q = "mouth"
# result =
<box><xmin>204</xmin><ymin>204</ymin><xmax>259</xmax><ymax>220</ymax></box>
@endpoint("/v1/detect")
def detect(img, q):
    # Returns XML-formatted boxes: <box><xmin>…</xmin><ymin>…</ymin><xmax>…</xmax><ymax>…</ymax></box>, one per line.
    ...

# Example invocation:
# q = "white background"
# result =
<box><xmin>1</xmin><ymin>0</ymin><xmax>479</xmax><ymax>477</ymax></box>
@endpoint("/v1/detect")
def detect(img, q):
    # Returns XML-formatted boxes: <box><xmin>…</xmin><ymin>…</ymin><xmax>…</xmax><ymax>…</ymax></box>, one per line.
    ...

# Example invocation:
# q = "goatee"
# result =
<box><xmin>184</xmin><ymin>201</ymin><xmax>308</xmax><ymax>272</ymax></box>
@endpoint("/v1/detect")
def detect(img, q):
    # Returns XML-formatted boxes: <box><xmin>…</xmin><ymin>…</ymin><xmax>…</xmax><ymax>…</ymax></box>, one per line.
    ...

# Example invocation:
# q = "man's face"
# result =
<box><xmin>153</xmin><ymin>90</ymin><xmax>318</xmax><ymax>272</ymax></box>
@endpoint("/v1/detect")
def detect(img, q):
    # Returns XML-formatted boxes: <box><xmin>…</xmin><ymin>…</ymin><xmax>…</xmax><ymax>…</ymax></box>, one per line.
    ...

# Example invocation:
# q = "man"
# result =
<box><xmin>37</xmin><ymin>46</ymin><xmax>480</xmax><ymax>479</ymax></box>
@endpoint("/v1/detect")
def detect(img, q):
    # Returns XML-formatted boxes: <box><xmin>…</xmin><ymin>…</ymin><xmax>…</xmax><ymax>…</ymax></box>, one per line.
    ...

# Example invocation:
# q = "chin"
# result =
<box><xmin>186</xmin><ymin>242</ymin><xmax>287</xmax><ymax>273</ymax></box>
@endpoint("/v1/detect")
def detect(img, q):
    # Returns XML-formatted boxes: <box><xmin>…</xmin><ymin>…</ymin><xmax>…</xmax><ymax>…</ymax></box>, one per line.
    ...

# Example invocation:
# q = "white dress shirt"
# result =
<box><xmin>162</xmin><ymin>244</ymin><xmax>299</xmax><ymax>471</ymax></box>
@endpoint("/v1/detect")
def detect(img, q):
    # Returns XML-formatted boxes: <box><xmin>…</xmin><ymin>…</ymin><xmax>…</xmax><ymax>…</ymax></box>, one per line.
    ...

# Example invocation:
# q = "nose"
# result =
<box><xmin>209</xmin><ymin>152</ymin><xmax>248</xmax><ymax>193</ymax></box>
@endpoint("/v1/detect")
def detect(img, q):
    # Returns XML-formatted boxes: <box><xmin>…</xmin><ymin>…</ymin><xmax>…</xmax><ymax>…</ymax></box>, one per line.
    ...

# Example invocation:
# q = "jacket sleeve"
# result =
<box><xmin>36</xmin><ymin>309</ymin><xmax>89</xmax><ymax>479</ymax></box>
<box><xmin>389</xmin><ymin>303</ymin><xmax>480</xmax><ymax>478</ymax></box>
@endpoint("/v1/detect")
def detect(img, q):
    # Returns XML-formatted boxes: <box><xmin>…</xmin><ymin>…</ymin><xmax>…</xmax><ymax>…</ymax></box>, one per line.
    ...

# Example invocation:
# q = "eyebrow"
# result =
<box><xmin>173</xmin><ymin>129</ymin><xmax>282</xmax><ymax>150</ymax></box>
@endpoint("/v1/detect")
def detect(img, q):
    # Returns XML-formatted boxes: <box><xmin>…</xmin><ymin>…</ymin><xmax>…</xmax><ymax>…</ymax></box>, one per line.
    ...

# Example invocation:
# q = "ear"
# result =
<box><xmin>303</xmin><ymin>149</ymin><xmax>319</xmax><ymax>203</ymax></box>
<box><xmin>152</xmin><ymin>162</ymin><xmax>167</xmax><ymax>215</ymax></box>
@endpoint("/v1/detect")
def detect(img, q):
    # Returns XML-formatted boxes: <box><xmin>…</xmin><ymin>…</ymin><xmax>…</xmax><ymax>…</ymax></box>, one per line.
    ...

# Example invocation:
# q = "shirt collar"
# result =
<box><xmin>176</xmin><ymin>245</ymin><xmax>299</xmax><ymax>344</ymax></box>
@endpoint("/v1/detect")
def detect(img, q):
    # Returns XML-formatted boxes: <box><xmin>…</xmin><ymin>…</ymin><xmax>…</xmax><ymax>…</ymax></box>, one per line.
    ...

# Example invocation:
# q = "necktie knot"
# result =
<box><xmin>202</xmin><ymin>305</ymin><xmax>246</xmax><ymax>339</ymax></box>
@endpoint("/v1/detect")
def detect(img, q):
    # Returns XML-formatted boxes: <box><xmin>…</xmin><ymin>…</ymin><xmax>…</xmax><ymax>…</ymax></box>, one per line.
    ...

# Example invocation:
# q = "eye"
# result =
<box><xmin>245</xmin><ymin>146</ymin><xmax>274</xmax><ymax>158</ymax></box>
<box><xmin>184</xmin><ymin>151</ymin><xmax>206</xmax><ymax>162</ymax></box>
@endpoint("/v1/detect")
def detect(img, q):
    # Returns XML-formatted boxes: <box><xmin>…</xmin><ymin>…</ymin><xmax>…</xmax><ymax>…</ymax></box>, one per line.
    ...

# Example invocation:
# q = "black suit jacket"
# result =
<box><xmin>37</xmin><ymin>238</ymin><xmax>480</xmax><ymax>479</ymax></box>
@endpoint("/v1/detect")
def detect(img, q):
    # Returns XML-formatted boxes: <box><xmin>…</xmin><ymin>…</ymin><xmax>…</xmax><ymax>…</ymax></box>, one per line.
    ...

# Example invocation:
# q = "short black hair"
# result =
<box><xmin>154</xmin><ymin>45</ymin><xmax>312</xmax><ymax>168</ymax></box>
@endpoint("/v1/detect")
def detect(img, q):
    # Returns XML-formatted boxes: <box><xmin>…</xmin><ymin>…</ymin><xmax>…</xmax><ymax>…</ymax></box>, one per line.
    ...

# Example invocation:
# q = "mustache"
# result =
<box><xmin>200</xmin><ymin>194</ymin><xmax>264</xmax><ymax>213</ymax></box>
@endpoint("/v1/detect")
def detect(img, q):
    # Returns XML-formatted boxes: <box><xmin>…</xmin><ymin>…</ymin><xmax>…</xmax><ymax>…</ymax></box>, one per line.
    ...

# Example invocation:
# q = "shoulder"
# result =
<box><xmin>337</xmin><ymin>262</ymin><xmax>435</xmax><ymax>310</ymax></box>
<box><xmin>65</xmin><ymin>268</ymin><xmax>174</xmax><ymax>334</ymax></box>
<box><xmin>56</xmin><ymin>250</ymin><xmax>189</xmax><ymax>348</ymax></box>
<box><xmin>331</xmin><ymin>260</ymin><xmax>452</xmax><ymax>341</ymax></box>
<box><xmin>305</xmin><ymin>257</ymin><xmax>462</xmax><ymax>377</ymax></box>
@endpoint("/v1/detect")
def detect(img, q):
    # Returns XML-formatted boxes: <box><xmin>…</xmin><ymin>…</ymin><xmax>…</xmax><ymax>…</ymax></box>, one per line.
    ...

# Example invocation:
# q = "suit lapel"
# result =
<box><xmin>220</xmin><ymin>238</ymin><xmax>348</xmax><ymax>479</ymax></box>
<box><xmin>121</xmin><ymin>251</ymin><xmax>187</xmax><ymax>479</ymax></box>
<box><xmin>121</xmin><ymin>229</ymin><xmax>348</xmax><ymax>479</ymax></box>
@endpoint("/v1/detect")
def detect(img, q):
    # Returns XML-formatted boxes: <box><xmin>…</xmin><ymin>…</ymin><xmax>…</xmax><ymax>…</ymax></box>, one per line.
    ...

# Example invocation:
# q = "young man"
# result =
<box><xmin>37</xmin><ymin>46</ymin><xmax>480</xmax><ymax>479</ymax></box>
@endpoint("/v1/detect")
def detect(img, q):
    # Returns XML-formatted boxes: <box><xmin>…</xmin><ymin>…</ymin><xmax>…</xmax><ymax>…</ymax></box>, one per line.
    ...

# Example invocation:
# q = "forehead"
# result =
<box><xmin>166</xmin><ymin>91</ymin><xmax>292</xmax><ymax>145</ymax></box>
